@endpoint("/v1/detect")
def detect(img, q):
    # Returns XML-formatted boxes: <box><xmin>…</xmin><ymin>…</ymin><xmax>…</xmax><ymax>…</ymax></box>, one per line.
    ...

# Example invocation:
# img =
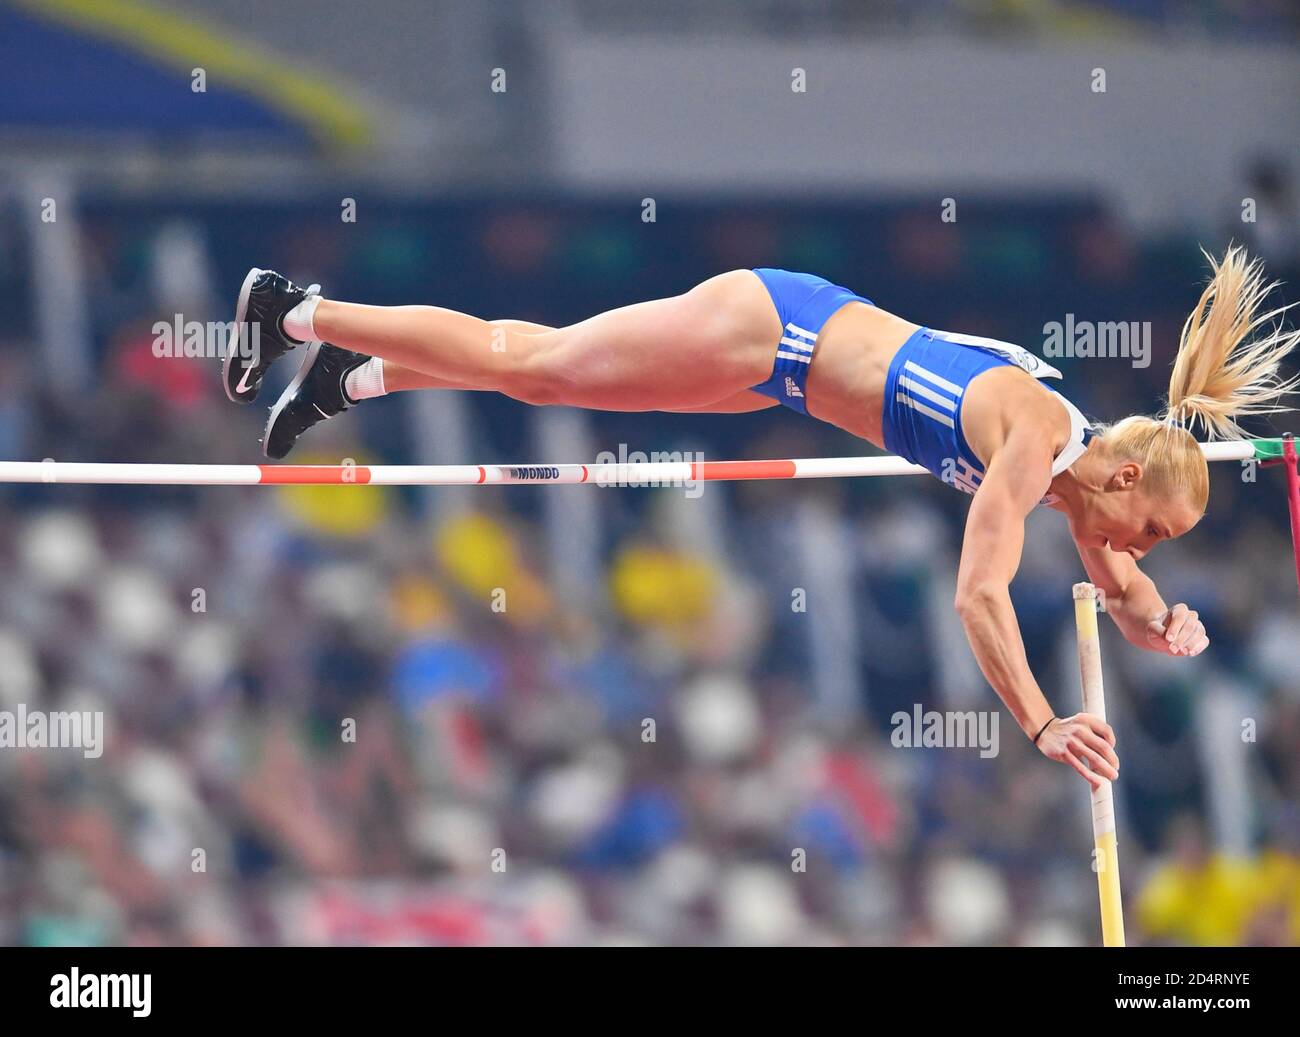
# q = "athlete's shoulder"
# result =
<box><xmin>963</xmin><ymin>366</ymin><xmax>1072</xmax><ymax>468</ymax></box>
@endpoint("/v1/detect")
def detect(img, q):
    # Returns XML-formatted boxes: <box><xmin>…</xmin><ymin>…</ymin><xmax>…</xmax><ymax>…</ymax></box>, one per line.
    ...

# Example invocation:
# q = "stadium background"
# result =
<box><xmin>0</xmin><ymin>0</ymin><xmax>1298</xmax><ymax>946</ymax></box>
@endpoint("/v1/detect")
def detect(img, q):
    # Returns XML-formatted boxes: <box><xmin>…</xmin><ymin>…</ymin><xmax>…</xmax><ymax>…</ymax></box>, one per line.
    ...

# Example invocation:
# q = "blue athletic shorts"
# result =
<box><xmin>749</xmin><ymin>268</ymin><xmax>872</xmax><ymax>415</ymax></box>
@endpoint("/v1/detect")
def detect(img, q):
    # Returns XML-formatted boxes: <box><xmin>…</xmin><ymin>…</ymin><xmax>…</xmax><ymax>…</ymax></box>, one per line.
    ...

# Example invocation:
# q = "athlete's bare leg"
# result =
<box><xmin>378</xmin><ymin>321</ymin><xmax>778</xmax><ymax>413</ymax></box>
<box><xmin>381</xmin><ymin>320</ymin><xmax>553</xmax><ymax>393</ymax></box>
<box><xmin>310</xmin><ymin>271</ymin><xmax>782</xmax><ymax>411</ymax></box>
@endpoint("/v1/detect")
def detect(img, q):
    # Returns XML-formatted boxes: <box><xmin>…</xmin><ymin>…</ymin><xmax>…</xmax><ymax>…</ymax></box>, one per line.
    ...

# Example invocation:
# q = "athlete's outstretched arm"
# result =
<box><xmin>954</xmin><ymin>424</ymin><xmax>1119</xmax><ymax>788</ymax></box>
<box><xmin>1073</xmin><ymin>544</ymin><xmax>1209</xmax><ymax>657</ymax></box>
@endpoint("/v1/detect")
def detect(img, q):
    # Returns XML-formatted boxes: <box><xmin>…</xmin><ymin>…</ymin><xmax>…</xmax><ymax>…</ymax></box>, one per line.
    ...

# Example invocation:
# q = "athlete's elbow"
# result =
<box><xmin>954</xmin><ymin>581</ymin><xmax>1007</xmax><ymax>618</ymax></box>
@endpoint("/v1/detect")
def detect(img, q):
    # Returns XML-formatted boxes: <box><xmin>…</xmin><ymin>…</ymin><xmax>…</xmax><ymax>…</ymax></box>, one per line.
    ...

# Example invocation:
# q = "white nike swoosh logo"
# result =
<box><xmin>235</xmin><ymin>361</ymin><xmax>259</xmax><ymax>395</ymax></box>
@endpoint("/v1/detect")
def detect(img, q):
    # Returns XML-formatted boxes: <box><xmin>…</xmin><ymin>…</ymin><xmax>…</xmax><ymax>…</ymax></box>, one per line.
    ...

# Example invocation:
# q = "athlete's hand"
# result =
<box><xmin>1144</xmin><ymin>603</ymin><xmax>1209</xmax><ymax>658</ymax></box>
<box><xmin>1035</xmin><ymin>713</ymin><xmax>1118</xmax><ymax>790</ymax></box>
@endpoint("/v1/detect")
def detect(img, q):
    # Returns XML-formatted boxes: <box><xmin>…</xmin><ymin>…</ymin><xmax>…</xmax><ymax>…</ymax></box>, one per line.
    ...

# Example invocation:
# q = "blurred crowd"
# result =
<box><xmin>0</xmin><ymin>190</ymin><xmax>1298</xmax><ymax>945</ymax></box>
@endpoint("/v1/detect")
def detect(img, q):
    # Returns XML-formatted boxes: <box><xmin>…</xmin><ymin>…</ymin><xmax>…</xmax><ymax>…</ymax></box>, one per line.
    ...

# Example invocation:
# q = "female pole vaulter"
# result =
<box><xmin>222</xmin><ymin>245</ymin><xmax>1299</xmax><ymax>789</ymax></box>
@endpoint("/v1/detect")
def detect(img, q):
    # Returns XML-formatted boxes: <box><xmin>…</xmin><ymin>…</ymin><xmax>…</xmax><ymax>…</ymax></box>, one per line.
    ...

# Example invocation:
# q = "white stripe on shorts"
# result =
<box><xmin>898</xmin><ymin>375</ymin><xmax>957</xmax><ymax>411</ymax></box>
<box><xmin>902</xmin><ymin>360</ymin><xmax>963</xmax><ymax>397</ymax></box>
<box><xmin>896</xmin><ymin>392</ymin><xmax>956</xmax><ymax>428</ymax></box>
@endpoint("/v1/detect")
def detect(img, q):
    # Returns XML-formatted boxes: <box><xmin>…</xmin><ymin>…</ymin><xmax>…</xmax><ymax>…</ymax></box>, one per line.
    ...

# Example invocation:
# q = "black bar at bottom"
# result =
<box><xmin>0</xmin><ymin>946</ymin><xmax>1291</xmax><ymax>1024</ymax></box>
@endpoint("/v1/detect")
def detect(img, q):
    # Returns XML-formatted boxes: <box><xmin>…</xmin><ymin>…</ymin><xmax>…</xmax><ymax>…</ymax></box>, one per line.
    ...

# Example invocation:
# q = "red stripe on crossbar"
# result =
<box><xmin>257</xmin><ymin>465</ymin><xmax>373</xmax><ymax>484</ymax></box>
<box><xmin>694</xmin><ymin>460</ymin><xmax>798</xmax><ymax>481</ymax></box>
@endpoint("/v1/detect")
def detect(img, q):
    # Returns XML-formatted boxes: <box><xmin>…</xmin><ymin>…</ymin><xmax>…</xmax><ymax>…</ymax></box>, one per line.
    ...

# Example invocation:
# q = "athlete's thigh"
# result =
<box><xmin>491</xmin><ymin>319</ymin><xmax>555</xmax><ymax>334</ymax></box>
<box><xmin>541</xmin><ymin>270</ymin><xmax>781</xmax><ymax>410</ymax></box>
<box><xmin>665</xmin><ymin>390</ymin><xmax>780</xmax><ymax>414</ymax></box>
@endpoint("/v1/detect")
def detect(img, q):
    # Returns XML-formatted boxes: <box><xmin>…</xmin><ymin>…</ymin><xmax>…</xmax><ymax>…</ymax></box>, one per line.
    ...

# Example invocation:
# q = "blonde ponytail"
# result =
<box><xmin>1094</xmin><ymin>246</ymin><xmax>1299</xmax><ymax>512</ymax></box>
<box><xmin>1166</xmin><ymin>244</ymin><xmax>1300</xmax><ymax>440</ymax></box>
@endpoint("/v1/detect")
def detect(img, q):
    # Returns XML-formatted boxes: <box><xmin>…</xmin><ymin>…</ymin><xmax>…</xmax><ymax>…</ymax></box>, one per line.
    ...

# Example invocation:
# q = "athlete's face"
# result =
<box><xmin>1073</xmin><ymin>464</ymin><xmax>1200</xmax><ymax>560</ymax></box>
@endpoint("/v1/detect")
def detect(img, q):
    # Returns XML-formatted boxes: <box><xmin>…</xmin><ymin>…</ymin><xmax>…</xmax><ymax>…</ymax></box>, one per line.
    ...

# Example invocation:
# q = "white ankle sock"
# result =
<box><xmin>343</xmin><ymin>357</ymin><xmax>387</xmax><ymax>403</ymax></box>
<box><xmin>281</xmin><ymin>295</ymin><xmax>321</xmax><ymax>343</ymax></box>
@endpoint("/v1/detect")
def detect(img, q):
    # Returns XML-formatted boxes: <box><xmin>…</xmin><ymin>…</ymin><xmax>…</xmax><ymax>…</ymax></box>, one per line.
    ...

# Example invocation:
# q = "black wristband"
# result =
<box><xmin>1033</xmin><ymin>716</ymin><xmax>1057</xmax><ymax>744</ymax></box>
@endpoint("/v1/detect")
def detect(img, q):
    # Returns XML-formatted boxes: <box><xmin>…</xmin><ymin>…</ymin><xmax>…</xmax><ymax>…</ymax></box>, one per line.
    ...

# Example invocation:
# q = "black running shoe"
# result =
<box><xmin>262</xmin><ymin>341</ymin><xmax>369</xmax><ymax>459</ymax></box>
<box><xmin>223</xmin><ymin>268</ymin><xmax>320</xmax><ymax>404</ymax></box>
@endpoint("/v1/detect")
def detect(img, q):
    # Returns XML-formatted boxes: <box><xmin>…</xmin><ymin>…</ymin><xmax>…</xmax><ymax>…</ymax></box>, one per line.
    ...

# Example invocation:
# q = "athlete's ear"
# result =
<box><xmin>1109</xmin><ymin>461</ymin><xmax>1143</xmax><ymax>490</ymax></box>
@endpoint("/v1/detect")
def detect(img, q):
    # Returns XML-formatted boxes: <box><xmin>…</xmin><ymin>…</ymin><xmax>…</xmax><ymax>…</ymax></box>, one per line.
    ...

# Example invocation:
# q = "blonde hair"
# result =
<box><xmin>1096</xmin><ymin>245</ymin><xmax>1300</xmax><ymax>511</ymax></box>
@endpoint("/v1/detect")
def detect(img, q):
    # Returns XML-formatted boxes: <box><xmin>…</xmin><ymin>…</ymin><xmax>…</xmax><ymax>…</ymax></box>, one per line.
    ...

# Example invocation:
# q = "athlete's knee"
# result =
<box><xmin>502</xmin><ymin>330</ymin><xmax>572</xmax><ymax>405</ymax></box>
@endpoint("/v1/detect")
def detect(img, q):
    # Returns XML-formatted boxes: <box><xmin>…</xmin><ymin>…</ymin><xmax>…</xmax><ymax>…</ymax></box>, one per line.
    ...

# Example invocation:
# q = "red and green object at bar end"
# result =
<box><xmin>1284</xmin><ymin>434</ymin><xmax>1300</xmax><ymax>597</ymax></box>
<box><xmin>1248</xmin><ymin>436</ymin><xmax>1300</xmax><ymax>596</ymax></box>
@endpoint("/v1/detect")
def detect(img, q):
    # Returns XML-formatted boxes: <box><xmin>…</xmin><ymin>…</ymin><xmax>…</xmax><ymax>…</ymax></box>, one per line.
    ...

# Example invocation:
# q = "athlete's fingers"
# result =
<box><xmin>1078</xmin><ymin>713</ymin><xmax>1116</xmax><ymax>747</ymax></box>
<box><xmin>1077</xmin><ymin>729</ymin><xmax>1119</xmax><ymax>773</ymax></box>
<box><xmin>1163</xmin><ymin>604</ymin><xmax>1194</xmax><ymax>644</ymax></box>
<box><xmin>1062</xmin><ymin>749</ymin><xmax>1103</xmax><ymax>790</ymax></box>
<box><xmin>1071</xmin><ymin>737</ymin><xmax>1119</xmax><ymax>781</ymax></box>
<box><xmin>1166</xmin><ymin>611</ymin><xmax>1202</xmax><ymax>656</ymax></box>
<box><xmin>1185</xmin><ymin>632</ymin><xmax>1210</xmax><ymax>657</ymax></box>
<box><xmin>1173</xmin><ymin>615</ymin><xmax>1204</xmax><ymax>648</ymax></box>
